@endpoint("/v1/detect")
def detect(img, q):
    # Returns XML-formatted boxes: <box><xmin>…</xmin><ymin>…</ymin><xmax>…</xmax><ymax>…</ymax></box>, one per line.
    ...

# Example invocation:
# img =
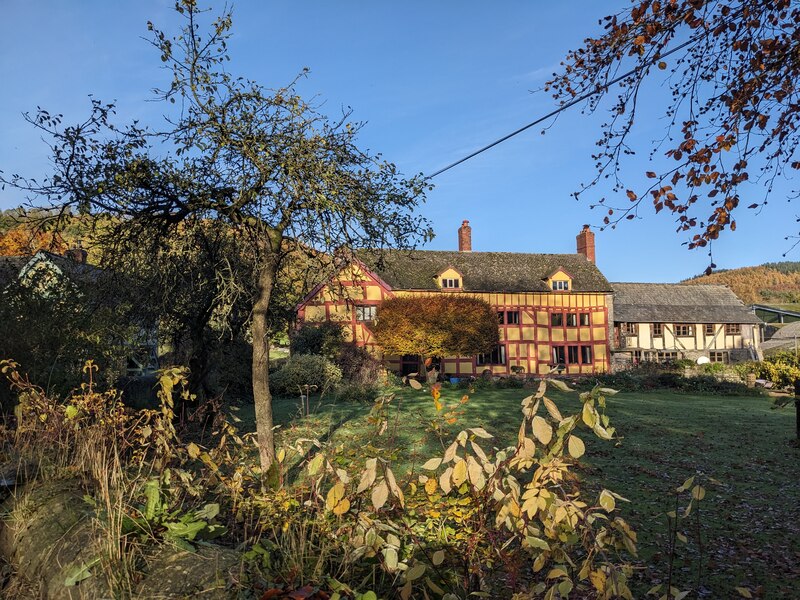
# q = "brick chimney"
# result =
<box><xmin>64</xmin><ymin>243</ymin><xmax>88</xmax><ymax>264</ymax></box>
<box><xmin>458</xmin><ymin>220</ymin><xmax>472</xmax><ymax>252</ymax></box>
<box><xmin>576</xmin><ymin>225</ymin><xmax>595</xmax><ymax>263</ymax></box>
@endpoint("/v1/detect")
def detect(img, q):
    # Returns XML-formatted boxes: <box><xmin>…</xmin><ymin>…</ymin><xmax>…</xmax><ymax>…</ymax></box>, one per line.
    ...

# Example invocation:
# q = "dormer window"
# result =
<box><xmin>546</xmin><ymin>267</ymin><xmax>573</xmax><ymax>292</ymax></box>
<box><xmin>437</xmin><ymin>266</ymin><xmax>464</xmax><ymax>290</ymax></box>
<box><xmin>441</xmin><ymin>277</ymin><xmax>460</xmax><ymax>289</ymax></box>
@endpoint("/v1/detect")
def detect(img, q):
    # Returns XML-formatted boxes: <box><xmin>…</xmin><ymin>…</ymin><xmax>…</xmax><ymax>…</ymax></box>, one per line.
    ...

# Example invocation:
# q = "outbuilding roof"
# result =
<box><xmin>356</xmin><ymin>250</ymin><xmax>613</xmax><ymax>293</ymax></box>
<box><xmin>612</xmin><ymin>282</ymin><xmax>761</xmax><ymax>324</ymax></box>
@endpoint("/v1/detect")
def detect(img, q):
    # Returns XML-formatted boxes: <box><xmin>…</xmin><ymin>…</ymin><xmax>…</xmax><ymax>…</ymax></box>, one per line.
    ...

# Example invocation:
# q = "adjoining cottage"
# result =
<box><xmin>296</xmin><ymin>223</ymin><xmax>614</xmax><ymax>377</ymax></box>
<box><xmin>610</xmin><ymin>282</ymin><xmax>762</xmax><ymax>367</ymax></box>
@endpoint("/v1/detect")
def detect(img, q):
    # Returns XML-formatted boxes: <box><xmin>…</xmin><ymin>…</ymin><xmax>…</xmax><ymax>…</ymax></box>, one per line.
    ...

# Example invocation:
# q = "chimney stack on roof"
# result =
<box><xmin>64</xmin><ymin>242</ymin><xmax>88</xmax><ymax>265</ymax></box>
<box><xmin>576</xmin><ymin>225</ymin><xmax>595</xmax><ymax>263</ymax></box>
<box><xmin>458</xmin><ymin>220</ymin><xmax>472</xmax><ymax>252</ymax></box>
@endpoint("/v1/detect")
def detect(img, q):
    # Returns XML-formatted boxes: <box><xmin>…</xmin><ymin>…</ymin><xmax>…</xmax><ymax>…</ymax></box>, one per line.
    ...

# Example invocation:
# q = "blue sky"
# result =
<box><xmin>2</xmin><ymin>1</ymin><xmax>797</xmax><ymax>282</ymax></box>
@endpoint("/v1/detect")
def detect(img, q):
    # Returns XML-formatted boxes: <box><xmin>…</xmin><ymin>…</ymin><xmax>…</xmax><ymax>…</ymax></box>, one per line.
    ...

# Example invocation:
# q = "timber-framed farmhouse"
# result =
<box><xmin>296</xmin><ymin>223</ymin><xmax>614</xmax><ymax>376</ymax></box>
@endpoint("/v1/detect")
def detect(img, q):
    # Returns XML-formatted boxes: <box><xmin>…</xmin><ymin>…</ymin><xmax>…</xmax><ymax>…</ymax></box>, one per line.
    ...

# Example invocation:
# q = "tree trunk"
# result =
<box><xmin>252</xmin><ymin>262</ymin><xmax>277</xmax><ymax>472</ymax></box>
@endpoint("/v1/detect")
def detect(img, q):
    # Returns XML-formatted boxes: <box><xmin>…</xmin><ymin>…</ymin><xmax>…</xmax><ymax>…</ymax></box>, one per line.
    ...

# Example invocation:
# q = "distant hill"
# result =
<box><xmin>683</xmin><ymin>261</ymin><xmax>800</xmax><ymax>305</ymax></box>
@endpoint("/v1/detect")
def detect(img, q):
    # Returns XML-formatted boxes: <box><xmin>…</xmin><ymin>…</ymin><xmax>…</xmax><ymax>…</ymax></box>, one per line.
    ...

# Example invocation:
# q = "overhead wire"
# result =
<box><xmin>426</xmin><ymin>34</ymin><xmax>698</xmax><ymax>180</ymax></box>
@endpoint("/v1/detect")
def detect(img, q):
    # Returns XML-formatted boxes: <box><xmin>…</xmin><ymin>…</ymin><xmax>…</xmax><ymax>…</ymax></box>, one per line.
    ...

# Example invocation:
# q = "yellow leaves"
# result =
<box><xmin>385</xmin><ymin>467</ymin><xmax>404</xmax><ymax>507</ymax></box>
<box><xmin>424</xmin><ymin>477</ymin><xmax>438</xmax><ymax>495</ymax></box>
<box><xmin>466</xmin><ymin>456</ymin><xmax>486</xmax><ymax>490</ymax></box>
<box><xmin>469</xmin><ymin>426</ymin><xmax>492</xmax><ymax>439</ymax></box>
<box><xmin>532</xmin><ymin>416</ymin><xmax>553</xmax><ymax>445</ymax></box>
<box><xmin>542</xmin><ymin>397</ymin><xmax>563</xmax><ymax>422</ymax></box>
<box><xmin>590</xmin><ymin>569</ymin><xmax>607</xmax><ymax>592</ymax></box>
<box><xmin>517</xmin><ymin>436</ymin><xmax>536</xmax><ymax>460</ymax></box>
<box><xmin>383</xmin><ymin>546</ymin><xmax>399</xmax><ymax>570</ymax></box>
<box><xmin>599</xmin><ymin>489</ymin><xmax>616</xmax><ymax>512</ymax></box>
<box><xmin>546</xmin><ymin>566</ymin><xmax>568</xmax><ymax>579</ymax></box>
<box><xmin>692</xmin><ymin>484</ymin><xmax>706</xmax><ymax>500</ymax></box>
<box><xmin>567</xmin><ymin>435</ymin><xmax>585</xmax><ymax>459</ymax></box>
<box><xmin>307</xmin><ymin>454</ymin><xmax>324</xmax><ymax>476</ymax></box>
<box><xmin>452</xmin><ymin>459</ymin><xmax>468</xmax><ymax>487</ymax></box>
<box><xmin>443</xmin><ymin>441</ymin><xmax>458</xmax><ymax>463</ymax></box>
<box><xmin>547</xmin><ymin>379</ymin><xmax>571</xmax><ymax>392</ymax></box>
<box><xmin>582</xmin><ymin>402</ymin><xmax>597</xmax><ymax>428</ymax></box>
<box><xmin>432</xmin><ymin>550</ymin><xmax>445</xmax><ymax>566</ymax></box>
<box><xmin>187</xmin><ymin>442</ymin><xmax>201</xmax><ymax>459</ymax></box>
<box><xmin>372</xmin><ymin>480</ymin><xmax>389</xmax><ymax>510</ymax></box>
<box><xmin>332</xmin><ymin>497</ymin><xmax>350</xmax><ymax>516</ymax></box>
<box><xmin>326</xmin><ymin>482</ymin><xmax>350</xmax><ymax>515</ymax></box>
<box><xmin>357</xmin><ymin>458</ymin><xmax>377</xmax><ymax>493</ymax></box>
<box><xmin>405</xmin><ymin>563</ymin><xmax>426</xmax><ymax>581</ymax></box>
<box><xmin>439</xmin><ymin>467</ymin><xmax>453</xmax><ymax>494</ymax></box>
<box><xmin>736</xmin><ymin>587</ymin><xmax>753</xmax><ymax>598</ymax></box>
<box><xmin>421</xmin><ymin>457</ymin><xmax>442</xmax><ymax>470</ymax></box>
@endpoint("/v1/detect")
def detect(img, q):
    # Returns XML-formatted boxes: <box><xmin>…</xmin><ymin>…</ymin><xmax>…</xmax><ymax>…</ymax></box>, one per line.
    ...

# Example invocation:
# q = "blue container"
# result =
<box><xmin>449</xmin><ymin>377</ymin><xmax>460</xmax><ymax>384</ymax></box>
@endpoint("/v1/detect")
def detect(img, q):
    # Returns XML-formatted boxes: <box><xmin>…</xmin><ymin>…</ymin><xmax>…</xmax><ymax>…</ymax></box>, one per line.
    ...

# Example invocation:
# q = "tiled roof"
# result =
<box><xmin>0</xmin><ymin>251</ymin><xmax>101</xmax><ymax>288</ymax></box>
<box><xmin>768</xmin><ymin>320</ymin><xmax>800</xmax><ymax>339</ymax></box>
<box><xmin>612</xmin><ymin>282</ymin><xmax>761</xmax><ymax>324</ymax></box>
<box><xmin>356</xmin><ymin>250</ymin><xmax>613</xmax><ymax>293</ymax></box>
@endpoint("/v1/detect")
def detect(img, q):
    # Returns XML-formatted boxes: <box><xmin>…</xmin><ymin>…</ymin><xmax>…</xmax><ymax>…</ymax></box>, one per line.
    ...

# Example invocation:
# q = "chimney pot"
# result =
<box><xmin>64</xmin><ymin>244</ymin><xmax>88</xmax><ymax>264</ymax></box>
<box><xmin>576</xmin><ymin>225</ymin><xmax>595</xmax><ymax>263</ymax></box>
<box><xmin>458</xmin><ymin>220</ymin><xmax>472</xmax><ymax>252</ymax></box>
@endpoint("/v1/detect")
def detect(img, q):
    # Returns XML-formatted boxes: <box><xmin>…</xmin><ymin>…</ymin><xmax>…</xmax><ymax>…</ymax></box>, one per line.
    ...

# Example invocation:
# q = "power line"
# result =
<box><xmin>426</xmin><ymin>36</ymin><xmax>697</xmax><ymax>180</ymax></box>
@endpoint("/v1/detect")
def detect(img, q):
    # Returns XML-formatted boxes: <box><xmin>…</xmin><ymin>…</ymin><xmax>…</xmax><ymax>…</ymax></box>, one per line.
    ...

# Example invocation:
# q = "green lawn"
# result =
<box><xmin>239</xmin><ymin>385</ymin><xmax>800</xmax><ymax>597</ymax></box>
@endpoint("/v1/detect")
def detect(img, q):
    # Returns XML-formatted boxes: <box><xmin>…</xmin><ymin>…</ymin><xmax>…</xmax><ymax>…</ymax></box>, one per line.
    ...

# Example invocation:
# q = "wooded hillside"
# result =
<box><xmin>684</xmin><ymin>262</ymin><xmax>800</xmax><ymax>305</ymax></box>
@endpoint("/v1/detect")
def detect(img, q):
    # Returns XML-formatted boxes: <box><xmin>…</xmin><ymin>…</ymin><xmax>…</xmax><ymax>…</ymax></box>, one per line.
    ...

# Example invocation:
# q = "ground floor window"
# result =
<box><xmin>400</xmin><ymin>355</ymin><xmax>420</xmax><ymax>376</ymax></box>
<box><xmin>581</xmin><ymin>345</ymin><xmax>593</xmax><ymax>364</ymax></box>
<box><xmin>709</xmin><ymin>351</ymin><xmax>728</xmax><ymax>363</ymax></box>
<box><xmin>634</xmin><ymin>350</ymin><xmax>681</xmax><ymax>363</ymax></box>
<box><xmin>553</xmin><ymin>345</ymin><xmax>594</xmax><ymax>366</ymax></box>
<box><xmin>477</xmin><ymin>345</ymin><xmax>506</xmax><ymax>366</ymax></box>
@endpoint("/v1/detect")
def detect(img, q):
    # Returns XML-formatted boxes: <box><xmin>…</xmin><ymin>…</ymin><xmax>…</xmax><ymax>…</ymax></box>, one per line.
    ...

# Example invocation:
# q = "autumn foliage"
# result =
<box><xmin>685</xmin><ymin>260</ymin><xmax>800</xmax><ymax>304</ymax></box>
<box><xmin>372</xmin><ymin>295</ymin><xmax>499</xmax><ymax>363</ymax></box>
<box><xmin>0</xmin><ymin>223</ymin><xmax>67</xmax><ymax>256</ymax></box>
<box><xmin>547</xmin><ymin>0</ymin><xmax>800</xmax><ymax>255</ymax></box>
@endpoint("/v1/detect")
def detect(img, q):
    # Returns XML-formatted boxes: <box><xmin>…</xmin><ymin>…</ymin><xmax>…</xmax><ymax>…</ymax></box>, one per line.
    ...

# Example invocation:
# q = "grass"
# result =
<box><xmin>238</xmin><ymin>385</ymin><xmax>800</xmax><ymax>598</ymax></box>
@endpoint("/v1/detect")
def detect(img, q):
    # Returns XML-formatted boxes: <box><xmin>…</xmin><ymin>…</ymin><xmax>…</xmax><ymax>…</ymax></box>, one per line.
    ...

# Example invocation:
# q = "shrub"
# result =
<box><xmin>700</xmin><ymin>362</ymin><xmax>726</xmax><ymax>375</ymax></box>
<box><xmin>333</xmin><ymin>382</ymin><xmax>382</xmax><ymax>403</ymax></box>
<box><xmin>269</xmin><ymin>354</ymin><xmax>342</xmax><ymax>397</ymax></box>
<box><xmin>335</xmin><ymin>345</ymin><xmax>384</xmax><ymax>386</ymax></box>
<box><xmin>578</xmin><ymin>363</ymin><xmax>756</xmax><ymax>395</ymax></box>
<box><xmin>289</xmin><ymin>322</ymin><xmax>344</xmax><ymax>359</ymax></box>
<box><xmin>756</xmin><ymin>351</ymin><xmax>800</xmax><ymax>388</ymax></box>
